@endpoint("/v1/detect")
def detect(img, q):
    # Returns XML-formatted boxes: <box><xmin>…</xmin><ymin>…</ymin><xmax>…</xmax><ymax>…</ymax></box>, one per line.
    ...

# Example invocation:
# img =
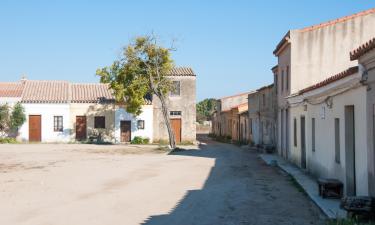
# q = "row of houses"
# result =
<box><xmin>212</xmin><ymin>8</ymin><xmax>375</xmax><ymax>197</ymax></box>
<box><xmin>0</xmin><ymin>67</ymin><xmax>196</xmax><ymax>144</ymax></box>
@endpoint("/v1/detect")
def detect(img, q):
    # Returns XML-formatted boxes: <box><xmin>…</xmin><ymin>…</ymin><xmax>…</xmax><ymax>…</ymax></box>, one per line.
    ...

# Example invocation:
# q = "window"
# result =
<box><xmin>294</xmin><ymin>118</ymin><xmax>297</xmax><ymax>147</ymax></box>
<box><xmin>170</xmin><ymin>111</ymin><xmax>181</xmax><ymax>116</ymax></box>
<box><xmin>262</xmin><ymin>94</ymin><xmax>266</xmax><ymax>107</ymax></box>
<box><xmin>312</xmin><ymin>118</ymin><xmax>316</xmax><ymax>152</ymax></box>
<box><xmin>54</xmin><ymin>116</ymin><xmax>63</xmax><ymax>132</ymax></box>
<box><xmin>94</xmin><ymin>116</ymin><xmax>105</xmax><ymax>129</ymax></box>
<box><xmin>170</xmin><ymin>81</ymin><xmax>181</xmax><ymax>96</ymax></box>
<box><xmin>249</xmin><ymin>118</ymin><xmax>253</xmax><ymax>134</ymax></box>
<box><xmin>244</xmin><ymin>119</ymin><xmax>247</xmax><ymax>135</ymax></box>
<box><xmin>275</xmin><ymin>74</ymin><xmax>278</xmax><ymax>94</ymax></box>
<box><xmin>335</xmin><ymin>118</ymin><xmax>340</xmax><ymax>163</ymax></box>
<box><xmin>137</xmin><ymin>120</ymin><xmax>145</xmax><ymax>129</ymax></box>
<box><xmin>281</xmin><ymin>70</ymin><xmax>284</xmax><ymax>92</ymax></box>
<box><xmin>285</xmin><ymin>66</ymin><xmax>289</xmax><ymax>90</ymax></box>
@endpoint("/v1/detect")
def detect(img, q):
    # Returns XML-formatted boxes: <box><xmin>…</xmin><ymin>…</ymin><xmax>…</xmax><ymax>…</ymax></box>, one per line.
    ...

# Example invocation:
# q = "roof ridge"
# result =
<box><xmin>298</xmin><ymin>66</ymin><xmax>359</xmax><ymax>95</ymax></box>
<box><xmin>220</xmin><ymin>91</ymin><xmax>255</xmax><ymax>100</ymax></box>
<box><xmin>350</xmin><ymin>37</ymin><xmax>375</xmax><ymax>60</ymax></box>
<box><xmin>299</xmin><ymin>7</ymin><xmax>375</xmax><ymax>33</ymax></box>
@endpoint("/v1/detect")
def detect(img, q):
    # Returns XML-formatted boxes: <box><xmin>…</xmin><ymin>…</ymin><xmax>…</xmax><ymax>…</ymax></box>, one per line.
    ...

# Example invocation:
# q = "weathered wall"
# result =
<box><xmin>249</xmin><ymin>86</ymin><xmax>277</xmax><ymax>146</ymax></box>
<box><xmin>360</xmin><ymin>49</ymin><xmax>375</xmax><ymax>197</ymax></box>
<box><xmin>221</xmin><ymin>93</ymin><xmax>249</xmax><ymax>111</ymax></box>
<box><xmin>275</xmin><ymin>45</ymin><xmax>291</xmax><ymax>157</ymax></box>
<box><xmin>153</xmin><ymin>76</ymin><xmax>196</xmax><ymax>142</ymax></box>
<box><xmin>70</xmin><ymin>103</ymin><xmax>115</xmax><ymax>142</ymax></box>
<box><xmin>290</xmin><ymin>13</ymin><xmax>375</xmax><ymax>94</ymax></box>
<box><xmin>19</xmin><ymin>103</ymin><xmax>71</xmax><ymax>142</ymax></box>
<box><xmin>115</xmin><ymin>105</ymin><xmax>153</xmax><ymax>143</ymax></box>
<box><xmin>289</xmin><ymin>86</ymin><xmax>369</xmax><ymax>195</ymax></box>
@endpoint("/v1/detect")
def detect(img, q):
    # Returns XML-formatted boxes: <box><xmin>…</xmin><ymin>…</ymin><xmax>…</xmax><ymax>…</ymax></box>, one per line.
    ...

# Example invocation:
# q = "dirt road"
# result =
<box><xmin>0</xmin><ymin>141</ymin><xmax>325</xmax><ymax>225</ymax></box>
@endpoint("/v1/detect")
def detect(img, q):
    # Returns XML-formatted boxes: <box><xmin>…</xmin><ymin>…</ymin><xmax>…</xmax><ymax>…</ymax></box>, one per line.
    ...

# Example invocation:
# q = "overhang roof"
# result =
<box><xmin>350</xmin><ymin>37</ymin><xmax>375</xmax><ymax>60</ymax></box>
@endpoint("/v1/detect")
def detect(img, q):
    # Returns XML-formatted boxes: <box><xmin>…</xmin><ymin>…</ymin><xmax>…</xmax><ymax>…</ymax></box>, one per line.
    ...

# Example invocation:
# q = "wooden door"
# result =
<box><xmin>120</xmin><ymin>121</ymin><xmax>131</xmax><ymax>142</ymax></box>
<box><xmin>345</xmin><ymin>106</ymin><xmax>356</xmax><ymax>196</ymax></box>
<box><xmin>76</xmin><ymin>116</ymin><xmax>87</xmax><ymax>141</ymax></box>
<box><xmin>170</xmin><ymin>118</ymin><xmax>182</xmax><ymax>143</ymax></box>
<box><xmin>300</xmin><ymin>116</ymin><xmax>306</xmax><ymax>169</ymax></box>
<box><xmin>29</xmin><ymin>115</ymin><xmax>41</xmax><ymax>142</ymax></box>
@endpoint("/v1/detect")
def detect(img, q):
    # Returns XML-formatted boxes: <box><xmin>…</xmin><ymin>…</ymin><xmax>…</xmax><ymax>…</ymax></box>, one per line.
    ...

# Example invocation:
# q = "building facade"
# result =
<box><xmin>152</xmin><ymin>68</ymin><xmax>196</xmax><ymax>143</ymax></box>
<box><xmin>248</xmin><ymin>84</ymin><xmax>276</xmax><ymax>147</ymax></box>
<box><xmin>275</xmin><ymin>8</ymin><xmax>375</xmax><ymax>197</ymax></box>
<box><xmin>0</xmin><ymin>67</ymin><xmax>196</xmax><ymax>144</ymax></box>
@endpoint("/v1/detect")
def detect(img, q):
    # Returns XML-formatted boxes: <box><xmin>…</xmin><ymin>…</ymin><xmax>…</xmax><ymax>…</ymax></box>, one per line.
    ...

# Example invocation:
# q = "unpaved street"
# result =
<box><xmin>0</xmin><ymin>141</ymin><xmax>325</xmax><ymax>225</ymax></box>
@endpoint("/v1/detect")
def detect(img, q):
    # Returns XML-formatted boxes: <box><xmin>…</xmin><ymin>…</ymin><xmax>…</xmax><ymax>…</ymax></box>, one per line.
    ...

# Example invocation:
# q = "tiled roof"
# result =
<box><xmin>256</xmin><ymin>84</ymin><xmax>274</xmax><ymax>92</ymax></box>
<box><xmin>273</xmin><ymin>31</ymin><xmax>290</xmax><ymax>55</ymax></box>
<box><xmin>21</xmin><ymin>80</ymin><xmax>70</xmax><ymax>103</ymax></box>
<box><xmin>350</xmin><ymin>37</ymin><xmax>375</xmax><ymax>60</ymax></box>
<box><xmin>168</xmin><ymin>67</ymin><xmax>195</xmax><ymax>76</ymax></box>
<box><xmin>71</xmin><ymin>83</ymin><xmax>114</xmax><ymax>103</ymax></box>
<box><xmin>300</xmin><ymin>8</ymin><xmax>375</xmax><ymax>33</ymax></box>
<box><xmin>274</xmin><ymin>8</ymin><xmax>375</xmax><ymax>54</ymax></box>
<box><xmin>220</xmin><ymin>91</ymin><xmax>255</xmax><ymax>100</ymax></box>
<box><xmin>298</xmin><ymin>66</ymin><xmax>359</xmax><ymax>95</ymax></box>
<box><xmin>0</xmin><ymin>82</ymin><xmax>24</xmax><ymax>97</ymax></box>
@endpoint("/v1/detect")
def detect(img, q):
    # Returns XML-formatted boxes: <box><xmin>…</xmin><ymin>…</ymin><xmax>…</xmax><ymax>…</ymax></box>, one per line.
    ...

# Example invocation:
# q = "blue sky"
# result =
<box><xmin>0</xmin><ymin>1</ymin><xmax>374</xmax><ymax>101</ymax></box>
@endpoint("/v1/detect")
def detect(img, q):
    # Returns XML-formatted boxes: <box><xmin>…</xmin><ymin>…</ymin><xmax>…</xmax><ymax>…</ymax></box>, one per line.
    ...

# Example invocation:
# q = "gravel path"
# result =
<box><xmin>0</xmin><ymin>141</ymin><xmax>325</xmax><ymax>225</ymax></box>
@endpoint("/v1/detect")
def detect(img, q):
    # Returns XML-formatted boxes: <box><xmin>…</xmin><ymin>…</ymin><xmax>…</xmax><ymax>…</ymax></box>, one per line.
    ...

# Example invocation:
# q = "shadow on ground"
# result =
<box><xmin>141</xmin><ymin>134</ymin><xmax>325</xmax><ymax>225</ymax></box>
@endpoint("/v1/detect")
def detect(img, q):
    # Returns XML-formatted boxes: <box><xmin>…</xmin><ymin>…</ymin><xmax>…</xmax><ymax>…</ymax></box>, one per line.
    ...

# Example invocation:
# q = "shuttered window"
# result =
<box><xmin>335</xmin><ymin>118</ymin><xmax>340</xmax><ymax>163</ymax></box>
<box><xmin>54</xmin><ymin>116</ymin><xmax>63</xmax><ymax>132</ymax></box>
<box><xmin>94</xmin><ymin>116</ymin><xmax>106</xmax><ymax>129</ymax></box>
<box><xmin>312</xmin><ymin>118</ymin><xmax>316</xmax><ymax>152</ymax></box>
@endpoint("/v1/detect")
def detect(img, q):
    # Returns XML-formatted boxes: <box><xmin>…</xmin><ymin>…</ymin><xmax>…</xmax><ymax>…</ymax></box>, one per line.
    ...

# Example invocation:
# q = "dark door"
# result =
<box><xmin>345</xmin><ymin>106</ymin><xmax>356</xmax><ymax>196</ymax></box>
<box><xmin>171</xmin><ymin>119</ymin><xmax>182</xmax><ymax>143</ymax></box>
<box><xmin>76</xmin><ymin>116</ymin><xmax>87</xmax><ymax>141</ymax></box>
<box><xmin>301</xmin><ymin>116</ymin><xmax>306</xmax><ymax>169</ymax></box>
<box><xmin>29</xmin><ymin>115</ymin><xmax>41</xmax><ymax>142</ymax></box>
<box><xmin>120</xmin><ymin>121</ymin><xmax>131</xmax><ymax>142</ymax></box>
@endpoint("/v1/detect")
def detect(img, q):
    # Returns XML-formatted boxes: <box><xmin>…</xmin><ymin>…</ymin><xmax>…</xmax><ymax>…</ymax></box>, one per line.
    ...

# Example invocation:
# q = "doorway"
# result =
<box><xmin>170</xmin><ymin>118</ymin><xmax>182</xmax><ymax>143</ymax></box>
<box><xmin>120</xmin><ymin>121</ymin><xmax>131</xmax><ymax>142</ymax></box>
<box><xmin>301</xmin><ymin>116</ymin><xmax>306</xmax><ymax>169</ymax></box>
<box><xmin>345</xmin><ymin>105</ymin><xmax>356</xmax><ymax>196</ymax></box>
<box><xmin>29</xmin><ymin>115</ymin><xmax>41</xmax><ymax>142</ymax></box>
<box><xmin>76</xmin><ymin>116</ymin><xmax>87</xmax><ymax>141</ymax></box>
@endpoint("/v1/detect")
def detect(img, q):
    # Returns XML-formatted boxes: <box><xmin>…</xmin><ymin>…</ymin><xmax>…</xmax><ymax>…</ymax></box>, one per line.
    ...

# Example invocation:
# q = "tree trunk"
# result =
<box><xmin>157</xmin><ymin>93</ymin><xmax>176</xmax><ymax>149</ymax></box>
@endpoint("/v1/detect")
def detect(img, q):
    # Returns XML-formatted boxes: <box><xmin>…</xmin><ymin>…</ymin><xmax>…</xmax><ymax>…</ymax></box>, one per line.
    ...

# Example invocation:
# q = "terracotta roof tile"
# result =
<box><xmin>298</xmin><ymin>66</ymin><xmax>359</xmax><ymax>95</ymax></box>
<box><xmin>350</xmin><ymin>37</ymin><xmax>375</xmax><ymax>60</ymax></box>
<box><xmin>299</xmin><ymin>8</ymin><xmax>375</xmax><ymax>33</ymax></box>
<box><xmin>0</xmin><ymin>82</ymin><xmax>24</xmax><ymax>97</ymax></box>
<box><xmin>168</xmin><ymin>67</ymin><xmax>195</xmax><ymax>76</ymax></box>
<box><xmin>71</xmin><ymin>83</ymin><xmax>114</xmax><ymax>103</ymax></box>
<box><xmin>21</xmin><ymin>80</ymin><xmax>69</xmax><ymax>103</ymax></box>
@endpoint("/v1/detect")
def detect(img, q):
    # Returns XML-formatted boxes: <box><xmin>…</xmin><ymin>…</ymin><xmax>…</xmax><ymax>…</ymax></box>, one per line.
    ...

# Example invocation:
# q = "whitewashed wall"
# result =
<box><xmin>289</xmin><ymin>86</ymin><xmax>369</xmax><ymax>195</ymax></box>
<box><xmin>19</xmin><ymin>103</ymin><xmax>71</xmax><ymax>142</ymax></box>
<box><xmin>115</xmin><ymin>105</ymin><xmax>153</xmax><ymax>143</ymax></box>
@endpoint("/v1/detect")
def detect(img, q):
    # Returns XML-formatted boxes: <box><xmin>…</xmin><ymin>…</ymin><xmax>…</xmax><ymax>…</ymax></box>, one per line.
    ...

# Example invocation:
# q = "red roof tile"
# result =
<box><xmin>298</xmin><ymin>66</ymin><xmax>359</xmax><ymax>95</ymax></box>
<box><xmin>300</xmin><ymin>8</ymin><xmax>375</xmax><ymax>33</ymax></box>
<box><xmin>21</xmin><ymin>80</ymin><xmax>70</xmax><ymax>103</ymax></box>
<box><xmin>0</xmin><ymin>82</ymin><xmax>24</xmax><ymax>97</ymax></box>
<box><xmin>350</xmin><ymin>37</ymin><xmax>375</xmax><ymax>60</ymax></box>
<box><xmin>71</xmin><ymin>83</ymin><xmax>114</xmax><ymax>103</ymax></box>
<box><xmin>168</xmin><ymin>67</ymin><xmax>195</xmax><ymax>76</ymax></box>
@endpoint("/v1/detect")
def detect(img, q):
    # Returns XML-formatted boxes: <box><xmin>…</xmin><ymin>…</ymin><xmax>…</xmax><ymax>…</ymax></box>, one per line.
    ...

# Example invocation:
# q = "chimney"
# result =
<box><xmin>20</xmin><ymin>75</ymin><xmax>27</xmax><ymax>84</ymax></box>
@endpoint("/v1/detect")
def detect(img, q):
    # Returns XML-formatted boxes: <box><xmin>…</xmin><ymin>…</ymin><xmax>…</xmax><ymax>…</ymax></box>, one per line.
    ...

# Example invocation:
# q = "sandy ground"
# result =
<box><xmin>0</xmin><ymin>141</ymin><xmax>325</xmax><ymax>225</ymax></box>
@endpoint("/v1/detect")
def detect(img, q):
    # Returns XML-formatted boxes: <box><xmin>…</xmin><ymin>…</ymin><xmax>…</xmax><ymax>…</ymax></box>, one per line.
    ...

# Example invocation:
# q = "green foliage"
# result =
<box><xmin>0</xmin><ymin>103</ymin><xmax>26</xmax><ymax>136</ymax></box>
<box><xmin>326</xmin><ymin>218</ymin><xmax>375</xmax><ymax>225</ymax></box>
<box><xmin>196</xmin><ymin>98</ymin><xmax>217</xmax><ymax>123</ymax></box>
<box><xmin>11</xmin><ymin>103</ymin><xmax>26</xmax><ymax>129</ymax></box>
<box><xmin>0</xmin><ymin>104</ymin><xmax>10</xmax><ymax>132</ymax></box>
<box><xmin>131</xmin><ymin>136</ymin><xmax>150</xmax><ymax>144</ymax></box>
<box><xmin>96</xmin><ymin>35</ymin><xmax>174</xmax><ymax>116</ymax></box>
<box><xmin>0</xmin><ymin>137</ymin><xmax>18</xmax><ymax>144</ymax></box>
